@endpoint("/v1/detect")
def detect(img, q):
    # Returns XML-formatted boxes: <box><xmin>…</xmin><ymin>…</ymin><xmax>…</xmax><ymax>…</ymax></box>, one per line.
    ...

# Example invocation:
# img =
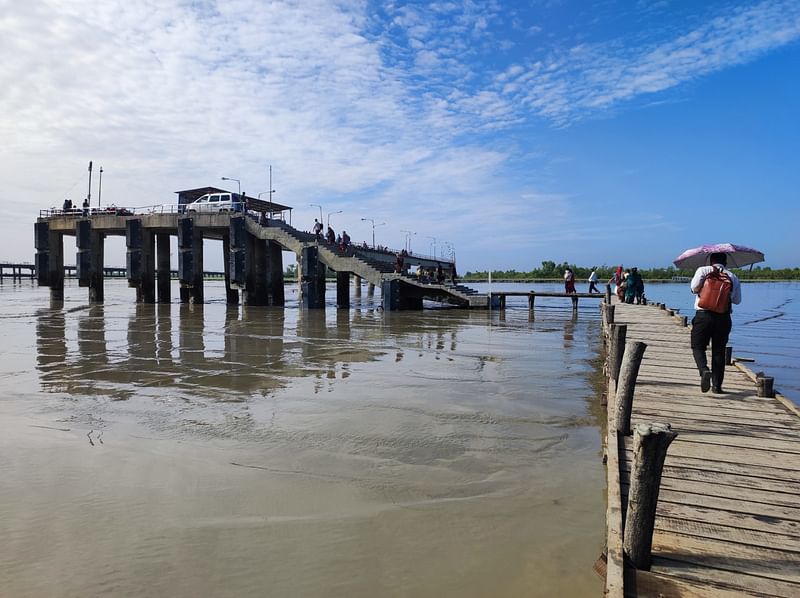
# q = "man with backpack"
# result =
<box><xmin>690</xmin><ymin>253</ymin><xmax>742</xmax><ymax>394</ymax></box>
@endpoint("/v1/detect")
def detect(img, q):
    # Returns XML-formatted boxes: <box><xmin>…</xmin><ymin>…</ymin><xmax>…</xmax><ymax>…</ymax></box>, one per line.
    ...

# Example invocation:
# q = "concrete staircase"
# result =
<box><xmin>246</xmin><ymin>217</ymin><xmax>485</xmax><ymax>307</ymax></box>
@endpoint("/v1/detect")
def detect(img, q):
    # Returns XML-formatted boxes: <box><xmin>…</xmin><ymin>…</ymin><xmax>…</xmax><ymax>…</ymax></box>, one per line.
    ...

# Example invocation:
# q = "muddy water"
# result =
<box><xmin>0</xmin><ymin>280</ymin><xmax>606</xmax><ymax>597</ymax></box>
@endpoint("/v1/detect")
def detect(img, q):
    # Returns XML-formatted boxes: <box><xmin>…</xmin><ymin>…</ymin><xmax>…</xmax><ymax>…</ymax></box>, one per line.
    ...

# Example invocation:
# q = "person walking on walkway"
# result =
<box><xmin>588</xmin><ymin>268</ymin><xmax>599</xmax><ymax>293</ymax></box>
<box><xmin>690</xmin><ymin>253</ymin><xmax>741</xmax><ymax>394</ymax></box>
<box><xmin>564</xmin><ymin>267</ymin><xmax>576</xmax><ymax>294</ymax></box>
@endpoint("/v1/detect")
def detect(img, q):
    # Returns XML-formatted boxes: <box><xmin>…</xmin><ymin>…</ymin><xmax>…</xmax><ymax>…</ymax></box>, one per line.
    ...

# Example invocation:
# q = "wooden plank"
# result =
<box><xmin>620</xmin><ymin>469</ymin><xmax>800</xmax><ymax>508</ymax></box>
<box><xmin>649</xmin><ymin>557</ymin><xmax>800</xmax><ymax>597</ymax></box>
<box><xmin>654</xmin><ymin>516</ymin><xmax>800</xmax><ymax>552</ymax></box>
<box><xmin>623</xmin><ymin>442</ymin><xmax>800</xmax><ymax>472</ymax></box>
<box><xmin>651</xmin><ymin>532</ymin><xmax>800</xmax><ymax>583</ymax></box>
<box><xmin>630</xmin><ymin>567</ymin><xmax>777</xmax><ymax>598</ymax></box>
<box><xmin>629</xmin><ymin>452</ymin><xmax>800</xmax><ymax>483</ymax></box>
<box><xmin>654</xmin><ymin>501</ymin><xmax>800</xmax><ymax>537</ymax></box>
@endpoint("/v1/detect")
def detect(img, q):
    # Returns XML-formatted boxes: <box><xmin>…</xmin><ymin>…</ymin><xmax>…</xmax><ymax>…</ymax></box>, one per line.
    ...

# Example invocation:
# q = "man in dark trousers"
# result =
<box><xmin>690</xmin><ymin>253</ymin><xmax>741</xmax><ymax>394</ymax></box>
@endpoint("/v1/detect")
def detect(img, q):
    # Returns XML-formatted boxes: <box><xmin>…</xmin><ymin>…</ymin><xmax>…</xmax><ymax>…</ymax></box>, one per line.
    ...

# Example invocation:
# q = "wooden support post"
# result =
<box><xmin>614</xmin><ymin>341</ymin><xmax>647</xmax><ymax>435</ymax></box>
<box><xmin>605</xmin><ymin>284</ymin><xmax>612</xmax><ymax>304</ymax></box>
<box><xmin>571</xmin><ymin>295</ymin><xmax>578</xmax><ymax>312</ymax></box>
<box><xmin>756</xmin><ymin>376</ymin><xmax>774</xmax><ymax>398</ymax></box>
<box><xmin>659</xmin><ymin>303</ymin><xmax>666</xmax><ymax>310</ymax></box>
<box><xmin>608</xmin><ymin>324</ymin><xmax>627</xmax><ymax>385</ymax></box>
<box><xmin>725</xmin><ymin>346</ymin><xmax>733</xmax><ymax>366</ymax></box>
<box><xmin>667</xmin><ymin>309</ymin><xmax>674</xmax><ymax>316</ymax></box>
<box><xmin>528</xmin><ymin>294</ymin><xmax>534</xmax><ymax>312</ymax></box>
<box><xmin>679</xmin><ymin>315</ymin><xmax>688</xmax><ymax>327</ymax></box>
<box><xmin>623</xmin><ymin>423</ymin><xmax>677</xmax><ymax>571</ymax></box>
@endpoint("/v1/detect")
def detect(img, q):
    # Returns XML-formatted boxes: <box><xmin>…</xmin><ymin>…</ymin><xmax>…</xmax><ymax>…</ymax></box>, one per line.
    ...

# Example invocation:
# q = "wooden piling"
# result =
<box><xmin>605</xmin><ymin>284</ymin><xmax>612</xmax><ymax>304</ymax></box>
<box><xmin>725</xmin><ymin>345</ymin><xmax>733</xmax><ymax>366</ymax></box>
<box><xmin>623</xmin><ymin>422</ymin><xmax>677</xmax><ymax>571</ymax></box>
<box><xmin>607</xmin><ymin>324</ymin><xmax>627</xmax><ymax>399</ymax></box>
<box><xmin>756</xmin><ymin>375</ymin><xmax>775</xmax><ymax>397</ymax></box>
<box><xmin>614</xmin><ymin>341</ymin><xmax>647</xmax><ymax>436</ymax></box>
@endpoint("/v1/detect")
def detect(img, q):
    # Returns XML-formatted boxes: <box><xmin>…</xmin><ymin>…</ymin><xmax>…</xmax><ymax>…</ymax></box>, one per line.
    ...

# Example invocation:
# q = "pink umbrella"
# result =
<box><xmin>673</xmin><ymin>243</ymin><xmax>765</xmax><ymax>270</ymax></box>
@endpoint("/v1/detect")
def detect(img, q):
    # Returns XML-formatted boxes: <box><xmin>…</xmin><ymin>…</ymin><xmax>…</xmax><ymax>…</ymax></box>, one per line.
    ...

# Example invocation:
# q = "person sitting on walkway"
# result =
<box><xmin>690</xmin><ymin>252</ymin><xmax>741</xmax><ymax>394</ymax></box>
<box><xmin>313</xmin><ymin>218</ymin><xmax>323</xmax><ymax>240</ymax></box>
<box><xmin>564</xmin><ymin>267</ymin><xmax>576</xmax><ymax>293</ymax></box>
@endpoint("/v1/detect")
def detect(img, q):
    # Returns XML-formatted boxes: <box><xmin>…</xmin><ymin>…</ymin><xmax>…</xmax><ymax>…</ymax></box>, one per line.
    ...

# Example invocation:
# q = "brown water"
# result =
<box><xmin>0</xmin><ymin>280</ymin><xmax>606</xmax><ymax>597</ymax></box>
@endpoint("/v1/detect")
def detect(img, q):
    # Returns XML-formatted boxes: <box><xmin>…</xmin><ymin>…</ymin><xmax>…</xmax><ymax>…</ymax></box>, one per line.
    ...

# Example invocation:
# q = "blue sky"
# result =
<box><xmin>2</xmin><ymin>0</ymin><xmax>798</xmax><ymax>271</ymax></box>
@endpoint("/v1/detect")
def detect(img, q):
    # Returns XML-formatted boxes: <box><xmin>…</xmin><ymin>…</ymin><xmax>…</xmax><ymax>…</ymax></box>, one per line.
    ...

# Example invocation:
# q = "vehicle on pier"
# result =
<box><xmin>186</xmin><ymin>192</ymin><xmax>244</xmax><ymax>214</ymax></box>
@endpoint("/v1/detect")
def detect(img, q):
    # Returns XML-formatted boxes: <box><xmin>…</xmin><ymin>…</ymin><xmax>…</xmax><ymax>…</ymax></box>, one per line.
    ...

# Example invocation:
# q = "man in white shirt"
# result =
<box><xmin>690</xmin><ymin>253</ymin><xmax>742</xmax><ymax>394</ymax></box>
<box><xmin>588</xmin><ymin>268</ymin><xmax>599</xmax><ymax>293</ymax></box>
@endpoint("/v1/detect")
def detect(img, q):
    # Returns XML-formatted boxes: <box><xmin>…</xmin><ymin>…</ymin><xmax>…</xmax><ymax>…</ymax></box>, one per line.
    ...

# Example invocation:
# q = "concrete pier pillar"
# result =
<box><xmin>300</xmin><ymin>246</ymin><xmax>326</xmax><ymax>309</ymax></box>
<box><xmin>156</xmin><ymin>233</ymin><xmax>171</xmax><ymax>304</ymax></box>
<box><xmin>367</xmin><ymin>282</ymin><xmax>375</xmax><ymax>297</ymax></box>
<box><xmin>222</xmin><ymin>233</ymin><xmax>239</xmax><ymax>305</ymax></box>
<box><xmin>382</xmin><ymin>279</ymin><xmax>423</xmax><ymax>311</ymax></box>
<box><xmin>76</xmin><ymin>219</ymin><xmax>105</xmax><ymax>302</ymax></box>
<box><xmin>336</xmin><ymin>271</ymin><xmax>350</xmax><ymax>308</ymax></box>
<box><xmin>267</xmin><ymin>241</ymin><xmax>285</xmax><ymax>306</ymax></box>
<box><xmin>245</xmin><ymin>235</ymin><xmax>269</xmax><ymax>305</ymax></box>
<box><xmin>48</xmin><ymin>230</ymin><xmax>64</xmax><ymax>302</ymax></box>
<box><xmin>178</xmin><ymin>217</ymin><xmax>203</xmax><ymax>304</ymax></box>
<box><xmin>127</xmin><ymin>219</ymin><xmax>154</xmax><ymax>303</ymax></box>
<box><xmin>34</xmin><ymin>221</ymin><xmax>51</xmax><ymax>286</ymax></box>
<box><xmin>353</xmin><ymin>275</ymin><xmax>362</xmax><ymax>297</ymax></box>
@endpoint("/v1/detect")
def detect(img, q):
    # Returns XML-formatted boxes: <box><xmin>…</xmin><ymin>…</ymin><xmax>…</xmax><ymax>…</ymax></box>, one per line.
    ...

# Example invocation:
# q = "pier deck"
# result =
<box><xmin>604</xmin><ymin>302</ymin><xmax>800</xmax><ymax>597</ymax></box>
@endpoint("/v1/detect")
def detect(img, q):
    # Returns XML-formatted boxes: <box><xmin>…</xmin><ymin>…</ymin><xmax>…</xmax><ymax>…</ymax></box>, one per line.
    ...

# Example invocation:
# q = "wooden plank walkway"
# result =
<box><xmin>604</xmin><ymin>301</ymin><xmax>800</xmax><ymax>597</ymax></box>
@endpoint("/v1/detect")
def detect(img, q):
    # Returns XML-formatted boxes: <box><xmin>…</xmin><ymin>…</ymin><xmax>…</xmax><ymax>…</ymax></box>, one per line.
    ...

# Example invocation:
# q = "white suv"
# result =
<box><xmin>186</xmin><ymin>193</ymin><xmax>244</xmax><ymax>214</ymax></box>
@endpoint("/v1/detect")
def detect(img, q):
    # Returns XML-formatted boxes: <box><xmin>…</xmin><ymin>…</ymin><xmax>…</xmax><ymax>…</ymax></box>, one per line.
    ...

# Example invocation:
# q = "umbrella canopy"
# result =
<box><xmin>673</xmin><ymin>243</ymin><xmax>765</xmax><ymax>270</ymax></box>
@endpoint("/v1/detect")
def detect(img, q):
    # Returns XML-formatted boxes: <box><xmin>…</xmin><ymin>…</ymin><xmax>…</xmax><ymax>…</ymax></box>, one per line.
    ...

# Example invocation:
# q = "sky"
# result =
<box><xmin>2</xmin><ymin>0</ymin><xmax>799</xmax><ymax>272</ymax></box>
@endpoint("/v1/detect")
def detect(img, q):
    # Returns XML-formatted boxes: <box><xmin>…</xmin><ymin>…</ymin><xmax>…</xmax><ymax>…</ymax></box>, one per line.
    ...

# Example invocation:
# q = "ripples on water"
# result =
<box><xmin>2</xmin><ymin>280</ymin><xmax>610</xmax><ymax>597</ymax></box>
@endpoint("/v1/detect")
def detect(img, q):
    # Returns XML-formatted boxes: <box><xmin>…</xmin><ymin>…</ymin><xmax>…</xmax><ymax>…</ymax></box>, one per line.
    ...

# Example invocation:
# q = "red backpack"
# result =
<box><xmin>698</xmin><ymin>266</ymin><xmax>732</xmax><ymax>313</ymax></box>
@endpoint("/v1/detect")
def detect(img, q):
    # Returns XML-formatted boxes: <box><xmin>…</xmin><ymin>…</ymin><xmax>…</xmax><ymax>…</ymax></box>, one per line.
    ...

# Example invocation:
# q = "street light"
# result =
<box><xmin>310</xmin><ymin>204</ymin><xmax>323</xmax><ymax>224</ymax></box>
<box><xmin>400</xmin><ymin>230</ymin><xmax>416</xmax><ymax>252</ymax></box>
<box><xmin>221</xmin><ymin>176</ymin><xmax>241</xmax><ymax>195</ymax></box>
<box><xmin>361</xmin><ymin>217</ymin><xmax>385</xmax><ymax>249</ymax></box>
<box><xmin>425</xmin><ymin>236</ymin><xmax>437</xmax><ymax>258</ymax></box>
<box><xmin>258</xmin><ymin>164</ymin><xmax>276</xmax><ymax>216</ymax></box>
<box><xmin>327</xmin><ymin>210</ymin><xmax>342</xmax><ymax>227</ymax></box>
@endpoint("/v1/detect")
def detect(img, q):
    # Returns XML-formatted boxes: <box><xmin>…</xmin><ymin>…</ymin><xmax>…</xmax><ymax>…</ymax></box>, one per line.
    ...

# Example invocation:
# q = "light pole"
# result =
<box><xmin>425</xmin><ymin>236</ymin><xmax>437</xmax><ymax>258</ymax></box>
<box><xmin>400</xmin><ymin>230</ymin><xmax>416</xmax><ymax>252</ymax></box>
<box><xmin>310</xmin><ymin>204</ymin><xmax>323</xmax><ymax>228</ymax></box>
<box><xmin>221</xmin><ymin>176</ymin><xmax>241</xmax><ymax>195</ymax></box>
<box><xmin>327</xmin><ymin>210</ymin><xmax>342</xmax><ymax>227</ymax></box>
<box><xmin>97</xmin><ymin>166</ymin><xmax>103</xmax><ymax>207</ymax></box>
<box><xmin>361</xmin><ymin>218</ymin><xmax>385</xmax><ymax>249</ymax></box>
<box><xmin>258</xmin><ymin>190</ymin><xmax>276</xmax><ymax>216</ymax></box>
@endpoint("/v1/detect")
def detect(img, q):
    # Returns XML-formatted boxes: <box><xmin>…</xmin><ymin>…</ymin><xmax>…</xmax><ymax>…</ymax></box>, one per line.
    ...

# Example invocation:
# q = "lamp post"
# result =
<box><xmin>400</xmin><ymin>230</ymin><xmax>416</xmax><ymax>252</ymax></box>
<box><xmin>425</xmin><ymin>236</ymin><xmax>437</xmax><ymax>258</ymax></box>
<box><xmin>258</xmin><ymin>190</ymin><xmax>276</xmax><ymax>216</ymax></box>
<box><xmin>221</xmin><ymin>176</ymin><xmax>241</xmax><ymax>195</ymax></box>
<box><xmin>361</xmin><ymin>218</ymin><xmax>385</xmax><ymax>249</ymax></box>
<box><xmin>97</xmin><ymin>166</ymin><xmax>103</xmax><ymax>207</ymax></box>
<box><xmin>327</xmin><ymin>210</ymin><xmax>342</xmax><ymax>227</ymax></box>
<box><xmin>310</xmin><ymin>204</ymin><xmax>323</xmax><ymax>225</ymax></box>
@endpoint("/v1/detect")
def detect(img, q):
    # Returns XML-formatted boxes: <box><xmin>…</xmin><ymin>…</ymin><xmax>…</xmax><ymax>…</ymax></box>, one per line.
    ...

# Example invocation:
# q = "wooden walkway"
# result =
<box><xmin>604</xmin><ymin>301</ymin><xmax>800</xmax><ymax>597</ymax></box>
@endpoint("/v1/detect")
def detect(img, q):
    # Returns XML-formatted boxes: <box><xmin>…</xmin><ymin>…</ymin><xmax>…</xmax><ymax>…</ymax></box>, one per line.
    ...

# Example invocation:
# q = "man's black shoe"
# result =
<box><xmin>701</xmin><ymin>370</ymin><xmax>712</xmax><ymax>393</ymax></box>
<box><xmin>712</xmin><ymin>387</ymin><xmax>724</xmax><ymax>394</ymax></box>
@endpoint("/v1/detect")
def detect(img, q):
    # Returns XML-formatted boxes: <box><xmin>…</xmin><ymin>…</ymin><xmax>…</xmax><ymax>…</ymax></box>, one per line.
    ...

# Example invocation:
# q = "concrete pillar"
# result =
<box><xmin>139</xmin><ymin>229</ymin><xmax>155</xmax><ymax>304</ymax></box>
<box><xmin>382</xmin><ymin>279</ymin><xmax>423</xmax><ymax>311</ymax></box>
<box><xmin>245</xmin><ymin>235</ymin><xmax>268</xmax><ymax>305</ymax></box>
<box><xmin>76</xmin><ymin>219</ymin><xmax>104</xmax><ymax>302</ymax></box>
<box><xmin>300</xmin><ymin>246</ymin><xmax>326</xmax><ymax>309</ymax></box>
<box><xmin>367</xmin><ymin>282</ymin><xmax>375</xmax><ymax>297</ymax></box>
<box><xmin>34</xmin><ymin>221</ymin><xmax>50</xmax><ymax>286</ymax></box>
<box><xmin>353</xmin><ymin>274</ymin><xmax>362</xmax><ymax>297</ymax></box>
<box><xmin>48</xmin><ymin>230</ymin><xmax>64</xmax><ymax>302</ymax></box>
<box><xmin>267</xmin><ymin>241</ymin><xmax>285</xmax><ymax>306</ymax></box>
<box><xmin>156</xmin><ymin>233</ymin><xmax>171</xmax><ymax>304</ymax></box>
<box><xmin>336</xmin><ymin>271</ymin><xmax>350</xmax><ymax>308</ymax></box>
<box><xmin>222</xmin><ymin>233</ymin><xmax>239</xmax><ymax>305</ymax></box>
<box><xmin>177</xmin><ymin>217</ymin><xmax>203</xmax><ymax>304</ymax></box>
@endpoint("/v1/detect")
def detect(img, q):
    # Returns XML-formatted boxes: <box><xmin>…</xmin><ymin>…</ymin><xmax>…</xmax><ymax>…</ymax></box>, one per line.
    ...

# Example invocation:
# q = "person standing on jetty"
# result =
<box><xmin>690</xmin><ymin>252</ymin><xmax>741</xmax><ymax>394</ymax></box>
<box><xmin>564</xmin><ymin>267</ymin><xmax>576</xmax><ymax>293</ymax></box>
<box><xmin>313</xmin><ymin>219</ymin><xmax>323</xmax><ymax>241</ymax></box>
<box><xmin>588</xmin><ymin>268</ymin><xmax>599</xmax><ymax>293</ymax></box>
